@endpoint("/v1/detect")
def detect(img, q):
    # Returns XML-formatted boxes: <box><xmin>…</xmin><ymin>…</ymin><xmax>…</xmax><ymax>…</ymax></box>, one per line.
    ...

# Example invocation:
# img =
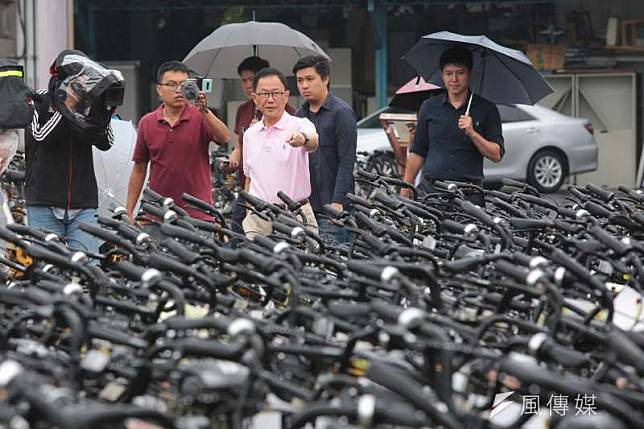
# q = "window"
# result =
<box><xmin>0</xmin><ymin>2</ymin><xmax>16</xmax><ymax>39</ymax></box>
<box><xmin>358</xmin><ymin>107</ymin><xmax>393</xmax><ymax>129</ymax></box>
<box><xmin>497</xmin><ymin>104</ymin><xmax>534</xmax><ymax>123</ymax></box>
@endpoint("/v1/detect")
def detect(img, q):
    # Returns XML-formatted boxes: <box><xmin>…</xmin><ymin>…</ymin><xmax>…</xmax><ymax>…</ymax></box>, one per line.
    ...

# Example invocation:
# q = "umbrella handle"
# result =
<box><xmin>464</xmin><ymin>92</ymin><xmax>473</xmax><ymax>116</ymax></box>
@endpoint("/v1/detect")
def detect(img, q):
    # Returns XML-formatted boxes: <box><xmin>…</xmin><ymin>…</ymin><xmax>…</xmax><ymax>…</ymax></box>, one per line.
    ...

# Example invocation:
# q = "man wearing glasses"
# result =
<box><xmin>126</xmin><ymin>61</ymin><xmax>229</xmax><ymax>222</ymax></box>
<box><xmin>242</xmin><ymin>68</ymin><xmax>319</xmax><ymax>239</ymax></box>
<box><xmin>228</xmin><ymin>56</ymin><xmax>296</xmax><ymax>234</ymax></box>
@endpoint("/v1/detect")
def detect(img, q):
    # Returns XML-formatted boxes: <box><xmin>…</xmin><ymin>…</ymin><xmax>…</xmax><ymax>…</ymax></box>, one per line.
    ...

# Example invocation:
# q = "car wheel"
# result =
<box><xmin>527</xmin><ymin>149</ymin><xmax>566</xmax><ymax>193</ymax></box>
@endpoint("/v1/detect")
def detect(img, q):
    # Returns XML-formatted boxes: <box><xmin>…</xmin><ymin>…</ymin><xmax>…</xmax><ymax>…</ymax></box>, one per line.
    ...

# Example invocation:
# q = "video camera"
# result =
<box><xmin>52</xmin><ymin>51</ymin><xmax>125</xmax><ymax>129</ymax></box>
<box><xmin>179</xmin><ymin>77</ymin><xmax>213</xmax><ymax>102</ymax></box>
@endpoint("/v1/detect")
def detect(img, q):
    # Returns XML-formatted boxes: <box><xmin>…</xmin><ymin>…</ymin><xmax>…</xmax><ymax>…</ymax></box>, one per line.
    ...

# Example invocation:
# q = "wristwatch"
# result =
<box><xmin>301</xmin><ymin>132</ymin><xmax>310</xmax><ymax>147</ymax></box>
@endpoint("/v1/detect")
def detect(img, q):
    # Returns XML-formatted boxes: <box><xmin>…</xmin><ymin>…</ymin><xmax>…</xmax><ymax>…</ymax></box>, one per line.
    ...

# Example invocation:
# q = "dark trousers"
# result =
<box><xmin>231</xmin><ymin>194</ymin><xmax>246</xmax><ymax>234</ymax></box>
<box><xmin>315</xmin><ymin>211</ymin><xmax>352</xmax><ymax>243</ymax></box>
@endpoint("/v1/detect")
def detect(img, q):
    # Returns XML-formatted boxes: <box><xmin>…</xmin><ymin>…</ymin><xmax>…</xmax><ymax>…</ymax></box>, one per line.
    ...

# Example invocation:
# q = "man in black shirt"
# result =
<box><xmin>402</xmin><ymin>46</ymin><xmax>504</xmax><ymax>205</ymax></box>
<box><xmin>293</xmin><ymin>55</ymin><xmax>356</xmax><ymax>241</ymax></box>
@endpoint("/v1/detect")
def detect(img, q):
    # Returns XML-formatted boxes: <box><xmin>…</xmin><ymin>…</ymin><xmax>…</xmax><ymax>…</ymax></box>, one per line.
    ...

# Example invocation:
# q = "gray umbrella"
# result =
<box><xmin>184</xmin><ymin>21</ymin><xmax>330</xmax><ymax>79</ymax></box>
<box><xmin>402</xmin><ymin>31</ymin><xmax>552</xmax><ymax>108</ymax></box>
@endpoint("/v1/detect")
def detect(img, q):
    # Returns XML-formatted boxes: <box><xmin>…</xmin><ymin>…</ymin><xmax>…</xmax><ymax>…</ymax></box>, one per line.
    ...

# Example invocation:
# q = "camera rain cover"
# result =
<box><xmin>53</xmin><ymin>52</ymin><xmax>125</xmax><ymax>130</ymax></box>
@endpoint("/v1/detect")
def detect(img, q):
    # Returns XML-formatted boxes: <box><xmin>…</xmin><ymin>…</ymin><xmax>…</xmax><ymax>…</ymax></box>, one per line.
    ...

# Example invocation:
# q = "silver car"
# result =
<box><xmin>357</xmin><ymin>103</ymin><xmax>597</xmax><ymax>193</ymax></box>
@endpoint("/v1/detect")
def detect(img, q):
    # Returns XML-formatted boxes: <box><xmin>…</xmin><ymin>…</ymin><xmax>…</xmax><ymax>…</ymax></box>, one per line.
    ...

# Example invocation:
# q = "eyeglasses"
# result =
<box><xmin>158</xmin><ymin>81</ymin><xmax>187</xmax><ymax>91</ymax></box>
<box><xmin>255</xmin><ymin>91</ymin><xmax>286</xmax><ymax>100</ymax></box>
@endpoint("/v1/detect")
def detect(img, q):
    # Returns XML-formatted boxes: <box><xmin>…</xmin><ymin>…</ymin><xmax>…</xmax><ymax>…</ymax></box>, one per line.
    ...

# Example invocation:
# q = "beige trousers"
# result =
<box><xmin>242</xmin><ymin>202</ymin><xmax>318</xmax><ymax>240</ymax></box>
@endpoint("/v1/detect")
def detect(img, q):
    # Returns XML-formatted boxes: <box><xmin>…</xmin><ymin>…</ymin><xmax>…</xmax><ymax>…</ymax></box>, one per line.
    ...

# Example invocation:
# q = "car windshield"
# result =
<box><xmin>357</xmin><ymin>106</ymin><xmax>413</xmax><ymax>129</ymax></box>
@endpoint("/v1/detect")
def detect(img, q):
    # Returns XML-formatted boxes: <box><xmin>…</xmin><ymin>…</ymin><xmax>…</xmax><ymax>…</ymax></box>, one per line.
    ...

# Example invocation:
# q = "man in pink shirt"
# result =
<box><xmin>242</xmin><ymin>67</ymin><xmax>319</xmax><ymax>238</ymax></box>
<box><xmin>126</xmin><ymin>61</ymin><xmax>230</xmax><ymax>222</ymax></box>
<box><xmin>228</xmin><ymin>56</ymin><xmax>296</xmax><ymax>234</ymax></box>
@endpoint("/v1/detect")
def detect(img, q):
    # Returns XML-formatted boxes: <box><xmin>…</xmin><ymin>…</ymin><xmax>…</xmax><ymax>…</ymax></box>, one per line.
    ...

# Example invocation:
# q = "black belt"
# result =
<box><xmin>274</xmin><ymin>198</ymin><xmax>309</xmax><ymax>210</ymax></box>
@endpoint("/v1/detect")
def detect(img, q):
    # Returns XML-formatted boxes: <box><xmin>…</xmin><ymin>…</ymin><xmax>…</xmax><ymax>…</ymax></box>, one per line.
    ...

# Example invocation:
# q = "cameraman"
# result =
<box><xmin>25</xmin><ymin>49</ymin><xmax>115</xmax><ymax>254</ymax></box>
<box><xmin>126</xmin><ymin>61</ymin><xmax>229</xmax><ymax>222</ymax></box>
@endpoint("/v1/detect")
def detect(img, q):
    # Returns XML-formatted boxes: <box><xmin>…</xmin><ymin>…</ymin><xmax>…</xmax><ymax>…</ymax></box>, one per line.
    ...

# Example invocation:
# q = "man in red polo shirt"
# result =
<box><xmin>126</xmin><ymin>61</ymin><xmax>230</xmax><ymax>221</ymax></box>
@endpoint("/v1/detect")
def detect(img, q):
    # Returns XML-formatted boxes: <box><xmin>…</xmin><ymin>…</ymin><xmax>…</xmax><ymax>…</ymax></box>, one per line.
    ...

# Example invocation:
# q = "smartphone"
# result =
<box><xmin>200</xmin><ymin>78</ymin><xmax>213</xmax><ymax>93</ymax></box>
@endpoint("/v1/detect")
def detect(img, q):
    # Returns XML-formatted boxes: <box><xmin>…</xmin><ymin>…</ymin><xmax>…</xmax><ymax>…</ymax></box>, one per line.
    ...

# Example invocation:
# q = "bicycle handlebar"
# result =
<box><xmin>586</xmin><ymin>183</ymin><xmax>615</xmax><ymax>202</ymax></box>
<box><xmin>181</xmin><ymin>192</ymin><xmax>226</xmax><ymax>226</ymax></box>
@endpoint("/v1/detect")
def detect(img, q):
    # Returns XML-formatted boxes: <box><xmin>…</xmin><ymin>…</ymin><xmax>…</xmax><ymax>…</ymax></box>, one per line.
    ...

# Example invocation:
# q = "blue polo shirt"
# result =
<box><xmin>296</xmin><ymin>93</ymin><xmax>357</xmax><ymax>211</ymax></box>
<box><xmin>410</xmin><ymin>91</ymin><xmax>504</xmax><ymax>181</ymax></box>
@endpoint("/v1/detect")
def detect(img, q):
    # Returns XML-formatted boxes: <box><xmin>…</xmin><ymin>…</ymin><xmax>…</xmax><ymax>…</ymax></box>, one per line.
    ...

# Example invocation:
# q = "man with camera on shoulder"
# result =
<box><xmin>126</xmin><ymin>61</ymin><xmax>230</xmax><ymax>223</ymax></box>
<box><xmin>25</xmin><ymin>49</ymin><xmax>121</xmax><ymax>255</ymax></box>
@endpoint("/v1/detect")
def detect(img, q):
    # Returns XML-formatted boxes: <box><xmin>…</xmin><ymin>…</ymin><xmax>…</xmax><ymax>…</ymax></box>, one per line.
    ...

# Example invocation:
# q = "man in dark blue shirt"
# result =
<box><xmin>293</xmin><ymin>55</ymin><xmax>357</xmax><ymax>240</ymax></box>
<box><xmin>403</xmin><ymin>46</ymin><xmax>504</xmax><ymax>205</ymax></box>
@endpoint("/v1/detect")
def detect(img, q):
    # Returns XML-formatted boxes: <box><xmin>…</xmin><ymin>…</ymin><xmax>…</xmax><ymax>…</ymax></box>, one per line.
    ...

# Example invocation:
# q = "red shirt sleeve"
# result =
<box><xmin>132</xmin><ymin>118</ymin><xmax>150</xmax><ymax>162</ymax></box>
<box><xmin>200</xmin><ymin>114</ymin><xmax>215</xmax><ymax>146</ymax></box>
<box><xmin>234</xmin><ymin>104</ymin><xmax>244</xmax><ymax>136</ymax></box>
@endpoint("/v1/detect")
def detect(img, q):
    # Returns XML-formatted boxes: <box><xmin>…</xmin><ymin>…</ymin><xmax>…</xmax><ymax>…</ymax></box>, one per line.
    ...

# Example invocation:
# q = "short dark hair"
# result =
<box><xmin>253</xmin><ymin>67</ymin><xmax>288</xmax><ymax>92</ymax></box>
<box><xmin>237</xmin><ymin>56</ymin><xmax>270</xmax><ymax>76</ymax></box>
<box><xmin>292</xmin><ymin>55</ymin><xmax>330</xmax><ymax>80</ymax></box>
<box><xmin>440</xmin><ymin>46</ymin><xmax>473</xmax><ymax>71</ymax></box>
<box><xmin>156</xmin><ymin>61</ymin><xmax>190</xmax><ymax>83</ymax></box>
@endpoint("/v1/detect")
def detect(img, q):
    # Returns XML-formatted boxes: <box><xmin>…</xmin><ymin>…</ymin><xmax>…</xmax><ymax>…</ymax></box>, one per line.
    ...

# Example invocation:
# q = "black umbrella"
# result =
<box><xmin>403</xmin><ymin>31</ymin><xmax>552</xmax><ymax>113</ymax></box>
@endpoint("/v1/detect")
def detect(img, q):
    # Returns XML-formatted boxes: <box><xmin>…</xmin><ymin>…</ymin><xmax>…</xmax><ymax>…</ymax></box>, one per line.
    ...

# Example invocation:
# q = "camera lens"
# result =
<box><xmin>180</xmin><ymin>80</ymin><xmax>199</xmax><ymax>101</ymax></box>
<box><xmin>103</xmin><ymin>85</ymin><xmax>125</xmax><ymax>107</ymax></box>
